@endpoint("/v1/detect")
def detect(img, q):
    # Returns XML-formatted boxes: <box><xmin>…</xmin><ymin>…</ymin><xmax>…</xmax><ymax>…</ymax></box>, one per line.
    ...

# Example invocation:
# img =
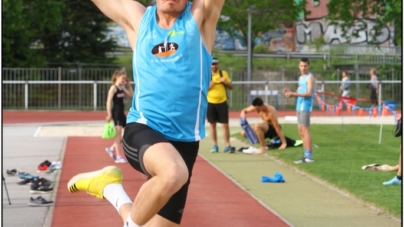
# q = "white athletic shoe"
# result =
<box><xmin>242</xmin><ymin>147</ymin><xmax>258</xmax><ymax>154</ymax></box>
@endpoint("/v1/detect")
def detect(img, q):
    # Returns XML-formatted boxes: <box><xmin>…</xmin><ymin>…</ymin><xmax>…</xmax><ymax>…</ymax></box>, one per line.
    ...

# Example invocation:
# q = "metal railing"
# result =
<box><xmin>3</xmin><ymin>80</ymin><xmax>401</xmax><ymax>111</ymax></box>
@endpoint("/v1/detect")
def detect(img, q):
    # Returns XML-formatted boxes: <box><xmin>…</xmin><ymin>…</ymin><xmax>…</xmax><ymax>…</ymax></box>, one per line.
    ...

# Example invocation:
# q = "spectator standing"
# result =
<box><xmin>283</xmin><ymin>58</ymin><xmax>315</xmax><ymax>164</ymax></box>
<box><xmin>207</xmin><ymin>58</ymin><xmax>233</xmax><ymax>153</ymax></box>
<box><xmin>369</xmin><ymin>68</ymin><xmax>379</xmax><ymax>106</ymax></box>
<box><xmin>340</xmin><ymin>70</ymin><xmax>350</xmax><ymax>97</ymax></box>
<box><xmin>105</xmin><ymin>69</ymin><xmax>133</xmax><ymax>163</ymax></box>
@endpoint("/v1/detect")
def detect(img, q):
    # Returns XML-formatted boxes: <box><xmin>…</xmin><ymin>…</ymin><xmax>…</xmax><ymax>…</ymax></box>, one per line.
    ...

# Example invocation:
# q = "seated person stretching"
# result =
<box><xmin>240</xmin><ymin>97</ymin><xmax>300</xmax><ymax>154</ymax></box>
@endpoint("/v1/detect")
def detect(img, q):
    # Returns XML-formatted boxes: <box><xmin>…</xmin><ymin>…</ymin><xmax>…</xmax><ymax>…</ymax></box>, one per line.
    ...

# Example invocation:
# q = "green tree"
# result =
<box><xmin>327</xmin><ymin>0</ymin><xmax>401</xmax><ymax>45</ymax></box>
<box><xmin>218</xmin><ymin>0</ymin><xmax>305</xmax><ymax>51</ymax></box>
<box><xmin>2</xmin><ymin>0</ymin><xmax>63</xmax><ymax>67</ymax></box>
<box><xmin>42</xmin><ymin>1</ymin><xmax>118</xmax><ymax>65</ymax></box>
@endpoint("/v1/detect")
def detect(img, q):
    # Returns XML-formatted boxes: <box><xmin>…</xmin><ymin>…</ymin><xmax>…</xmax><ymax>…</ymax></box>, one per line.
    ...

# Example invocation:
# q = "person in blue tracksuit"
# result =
<box><xmin>67</xmin><ymin>1</ymin><xmax>225</xmax><ymax>226</ymax></box>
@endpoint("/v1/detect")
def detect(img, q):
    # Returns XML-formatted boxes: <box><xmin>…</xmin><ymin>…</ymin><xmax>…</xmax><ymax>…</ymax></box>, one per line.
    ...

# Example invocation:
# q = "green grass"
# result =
<box><xmin>233</xmin><ymin>124</ymin><xmax>402</xmax><ymax>217</ymax></box>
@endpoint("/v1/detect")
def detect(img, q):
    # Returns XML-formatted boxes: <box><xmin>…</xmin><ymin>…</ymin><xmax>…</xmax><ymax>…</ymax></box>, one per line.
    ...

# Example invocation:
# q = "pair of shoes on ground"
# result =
<box><xmin>294</xmin><ymin>157</ymin><xmax>314</xmax><ymax>164</ymax></box>
<box><xmin>6</xmin><ymin>169</ymin><xmax>17</xmax><ymax>176</ymax></box>
<box><xmin>211</xmin><ymin>145</ymin><xmax>234</xmax><ymax>153</ymax></box>
<box><xmin>383</xmin><ymin>176</ymin><xmax>402</xmax><ymax>185</ymax></box>
<box><xmin>105</xmin><ymin>147</ymin><xmax>128</xmax><ymax>163</ymax></box>
<box><xmin>39</xmin><ymin>161</ymin><xmax>62</xmax><ymax>174</ymax></box>
<box><xmin>37</xmin><ymin>160</ymin><xmax>52</xmax><ymax>172</ymax></box>
<box><xmin>17</xmin><ymin>172</ymin><xmax>38</xmax><ymax>185</ymax></box>
<box><xmin>28</xmin><ymin>196</ymin><xmax>54</xmax><ymax>207</ymax></box>
<box><xmin>30</xmin><ymin>177</ymin><xmax>54</xmax><ymax>194</ymax></box>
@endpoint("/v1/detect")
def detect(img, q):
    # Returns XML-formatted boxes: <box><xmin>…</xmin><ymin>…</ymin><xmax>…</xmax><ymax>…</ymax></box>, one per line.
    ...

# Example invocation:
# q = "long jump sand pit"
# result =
<box><xmin>36</xmin><ymin>123</ymin><xmax>105</xmax><ymax>137</ymax></box>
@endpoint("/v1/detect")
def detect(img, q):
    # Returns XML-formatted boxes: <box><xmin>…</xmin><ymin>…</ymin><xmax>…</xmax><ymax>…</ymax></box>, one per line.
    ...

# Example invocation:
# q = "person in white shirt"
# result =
<box><xmin>339</xmin><ymin>70</ymin><xmax>350</xmax><ymax>97</ymax></box>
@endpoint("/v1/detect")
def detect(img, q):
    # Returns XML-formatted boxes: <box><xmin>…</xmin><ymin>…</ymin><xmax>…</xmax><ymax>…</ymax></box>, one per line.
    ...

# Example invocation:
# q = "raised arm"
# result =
<box><xmin>91</xmin><ymin>0</ymin><xmax>146</xmax><ymax>50</ymax></box>
<box><xmin>191</xmin><ymin>0</ymin><xmax>225</xmax><ymax>52</ymax></box>
<box><xmin>123</xmin><ymin>78</ymin><xmax>134</xmax><ymax>98</ymax></box>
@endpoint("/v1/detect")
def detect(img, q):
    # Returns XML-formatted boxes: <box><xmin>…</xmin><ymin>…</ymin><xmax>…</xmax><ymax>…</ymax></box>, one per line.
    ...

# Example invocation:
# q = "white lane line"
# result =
<box><xmin>33</xmin><ymin>126</ymin><xmax>42</xmax><ymax>137</ymax></box>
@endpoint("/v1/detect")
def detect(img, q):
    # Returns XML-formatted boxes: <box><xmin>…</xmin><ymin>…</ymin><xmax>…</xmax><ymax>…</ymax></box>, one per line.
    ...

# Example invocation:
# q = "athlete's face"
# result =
<box><xmin>299</xmin><ymin>61</ymin><xmax>310</xmax><ymax>75</ymax></box>
<box><xmin>157</xmin><ymin>0</ymin><xmax>187</xmax><ymax>14</ymax></box>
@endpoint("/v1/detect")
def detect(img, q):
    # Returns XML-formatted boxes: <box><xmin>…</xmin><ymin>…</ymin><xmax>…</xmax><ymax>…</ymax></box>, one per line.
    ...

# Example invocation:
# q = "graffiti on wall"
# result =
<box><xmin>296</xmin><ymin>19</ymin><xmax>394</xmax><ymax>46</ymax></box>
<box><xmin>297</xmin><ymin>0</ymin><xmax>395</xmax><ymax>48</ymax></box>
<box><xmin>260</xmin><ymin>25</ymin><xmax>295</xmax><ymax>52</ymax></box>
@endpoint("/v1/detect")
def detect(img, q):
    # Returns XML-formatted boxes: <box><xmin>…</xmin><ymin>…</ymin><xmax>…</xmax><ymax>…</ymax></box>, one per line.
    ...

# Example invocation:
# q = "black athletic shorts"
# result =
<box><xmin>112</xmin><ymin>107</ymin><xmax>126</xmax><ymax>127</ymax></box>
<box><xmin>207</xmin><ymin>101</ymin><xmax>229</xmax><ymax>124</ymax></box>
<box><xmin>264</xmin><ymin>124</ymin><xmax>279</xmax><ymax>139</ymax></box>
<box><xmin>265</xmin><ymin>124</ymin><xmax>296</xmax><ymax>147</ymax></box>
<box><xmin>122</xmin><ymin>123</ymin><xmax>199</xmax><ymax>224</ymax></box>
<box><xmin>370</xmin><ymin>88</ymin><xmax>378</xmax><ymax>105</ymax></box>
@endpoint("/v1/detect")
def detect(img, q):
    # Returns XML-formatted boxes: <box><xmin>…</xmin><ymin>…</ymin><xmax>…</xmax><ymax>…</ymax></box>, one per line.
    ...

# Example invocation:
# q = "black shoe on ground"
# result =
<box><xmin>28</xmin><ymin>196</ymin><xmax>54</xmax><ymax>207</ymax></box>
<box><xmin>236</xmin><ymin>147</ymin><xmax>249</xmax><ymax>153</ymax></box>
<box><xmin>31</xmin><ymin>177</ymin><xmax>52</xmax><ymax>188</ymax></box>
<box><xmin>6</xmin><ymin>169</ymin><xmax>17</xmax><ymax>176</ymax></box>
<box><xmin>30</xmin><ymin>182</ymin><xmax>54</xmax><ymax>194</ymax></box>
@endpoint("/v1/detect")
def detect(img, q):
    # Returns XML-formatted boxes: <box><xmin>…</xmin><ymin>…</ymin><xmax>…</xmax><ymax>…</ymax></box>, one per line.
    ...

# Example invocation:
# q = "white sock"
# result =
<box><xmin>124</xmin><ymin>213</ymin><xmax>143</xmax><ymax>227</ymax></box>
<box><xmin>103</xmin><ymin>184</ymin><xmax>133</xmax><ymax>214</ymax></box>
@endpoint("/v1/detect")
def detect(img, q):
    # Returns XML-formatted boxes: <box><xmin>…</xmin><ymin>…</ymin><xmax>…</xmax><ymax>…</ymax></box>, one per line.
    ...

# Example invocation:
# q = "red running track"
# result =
<box><xmin>3</xmin><ymin>112</ymin><xmax>291</xmax><ymax>227</ymax></box>
<box><xmin>52</xmin><ymin>137</ymin><xmax>290</xmax><ymax>227</ymax></box>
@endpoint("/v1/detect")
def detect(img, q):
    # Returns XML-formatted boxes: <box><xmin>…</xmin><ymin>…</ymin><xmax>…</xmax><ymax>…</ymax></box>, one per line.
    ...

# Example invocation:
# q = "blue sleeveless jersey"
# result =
<box><xmin>127</xmin><ymin>3</ymin><xmax>212</xmax><ymax>142</ymax></box>
<box><xmin>296</xmin><ymin>73</ymin><xmax>315</xmax><ymax>112</ymax></box>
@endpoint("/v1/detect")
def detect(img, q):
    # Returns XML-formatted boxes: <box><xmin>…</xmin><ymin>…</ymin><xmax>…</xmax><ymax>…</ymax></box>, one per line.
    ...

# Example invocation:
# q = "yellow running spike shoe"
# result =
<box><xmin>67</xmin><ymin>166</ymin><xmax>122</xmax><ymax>199</ymax></box>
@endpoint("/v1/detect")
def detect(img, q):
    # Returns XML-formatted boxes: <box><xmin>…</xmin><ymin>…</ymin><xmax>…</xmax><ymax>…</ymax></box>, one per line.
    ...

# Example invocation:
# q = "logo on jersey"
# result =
<box><xmin>151</xmin><ymin>42</ymin><xmax>179</xmax><ymax>58</ymax></box>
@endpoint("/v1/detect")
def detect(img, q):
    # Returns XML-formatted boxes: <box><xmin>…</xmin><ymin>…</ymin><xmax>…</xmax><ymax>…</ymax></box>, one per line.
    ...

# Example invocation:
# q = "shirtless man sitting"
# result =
<box><xmin>240</xmin><ymin>97</ymin><xmax>294</xmax><ymax>154</ymax></box>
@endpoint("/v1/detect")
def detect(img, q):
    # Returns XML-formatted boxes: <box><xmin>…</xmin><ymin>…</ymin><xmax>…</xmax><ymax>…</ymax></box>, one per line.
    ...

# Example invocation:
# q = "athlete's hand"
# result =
<box><xmin>126</xmin><ymin>78</ymin><xmax>131</xmax><ymax>85</ymax></box>
<box><xmin>240</xmin><ymin>111</ymin><xmax>246</xmax><ymax>118</ymax></box>
<box><xmin>220</xmin><ymin>77</ymin><xmax>226</xmax><ymax>83</ymax></box>
<box><xmin>285</xmin><ymin>92</ymin><xmax>291</xmax><ymax>98</ymax></box>
<box><xmin>283</xmin><ymin>87</ymin><xmax>290</xmax><ymax>94</ymax></box>
<box><xmin>106</xmin><ymin>115</ymin><xmax>112</xmax><ymax>122</ymax></box>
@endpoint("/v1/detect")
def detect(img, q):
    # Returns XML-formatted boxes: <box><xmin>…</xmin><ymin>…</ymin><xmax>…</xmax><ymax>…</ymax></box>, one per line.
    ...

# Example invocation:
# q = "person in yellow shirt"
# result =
<box><xmin>207</xmin><ymin>58</ymin><xmax>233</xmax><ymax>153</ymax></box>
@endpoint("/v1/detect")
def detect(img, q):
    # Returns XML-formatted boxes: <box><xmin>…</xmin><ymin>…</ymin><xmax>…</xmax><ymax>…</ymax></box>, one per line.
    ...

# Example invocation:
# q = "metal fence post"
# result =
<box><xmin>355</xmin><ymin>63</ymin><xmax>359</xmax><ymax>99</ymax></box>
<box><xmin>78</xmin><ymin>63</ymin><xmax>82</xmax><ymax>109</ymax></box>
<box><xmin>229</xmin><ymin>70</ymin><xmax>233</xmax><ymax>109</ymax></box>
<box><xmin>336</xmin><ymin>68</ymin><xmax>340</xmax><ymax>94</ymax></box>
<box><xmin>58</xmin><ymin>67</ymin><xmax>61</xmax><ymax>110</ymax></box>
<box><xmin>378</xmin><ymin>82</ymin><xmax>382</xmax><ymax>107</ymax></box>
<box><xmin>24</xmin><ymin>81</ymin><xmax>28</xmax><ymax>110</ymax></box>
<box><xmin>281</xmin><ymin>67</ymin><xmax>285</xmax><ymax>109</ymax></box>
<box><xmin>93</xmin><ymin>81</ymin><xmax>97</xmax><ymax>111</ymax></box>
